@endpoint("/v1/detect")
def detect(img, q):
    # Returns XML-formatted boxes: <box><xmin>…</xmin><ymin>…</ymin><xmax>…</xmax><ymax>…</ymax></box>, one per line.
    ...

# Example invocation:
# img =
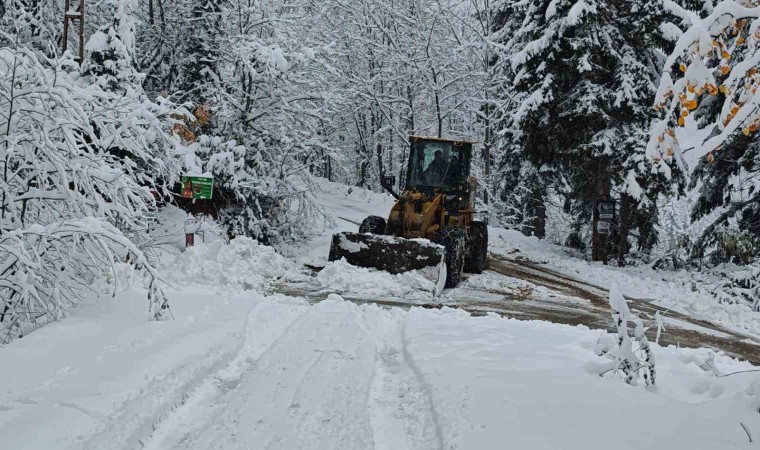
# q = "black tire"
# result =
<box><xmin>465</xmin><ymin>221</ymin><xmax>489</xmax><ymax>274</ymax></box>
<box><xmin>359</xmin><ymin>215</ymin><xmax>386</xmax><ymax>234</ymax></box>
<box><xmin>440</xmin><ymin>226</ymin><xmax>466</xmax><ymax>288</ymax></box>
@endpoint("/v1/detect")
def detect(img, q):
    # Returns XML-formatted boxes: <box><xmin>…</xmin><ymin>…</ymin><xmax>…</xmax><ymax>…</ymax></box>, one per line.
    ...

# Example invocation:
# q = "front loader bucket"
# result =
<box><xmin>328</xmin><ymin>232</ymin><xmax>446</xmax><ymax>295</ymax></box>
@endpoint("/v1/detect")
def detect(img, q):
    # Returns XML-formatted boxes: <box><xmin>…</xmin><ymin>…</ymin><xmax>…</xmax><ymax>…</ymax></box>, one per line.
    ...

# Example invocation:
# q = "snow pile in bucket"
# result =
<box><xmin>316</xmin><ymin>258</ymin><xmax>438</xmax><ymax>299</ymax></box>
<box><xmin>165</xmin><ymin>237</ymin><xmax>294</xmax><ymax>291</ymax></box>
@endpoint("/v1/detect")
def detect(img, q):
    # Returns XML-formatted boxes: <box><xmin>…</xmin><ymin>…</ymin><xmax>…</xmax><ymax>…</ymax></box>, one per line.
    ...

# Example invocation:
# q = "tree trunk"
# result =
<box><xmin>527</xmin><ymin>186</ymin><xmax>546</xmax><ymax>239</ymax></box>
<box><xmin>616</xmin><ymin>194</ymin><xmax>634</xmax><ymax>266</ymax></box>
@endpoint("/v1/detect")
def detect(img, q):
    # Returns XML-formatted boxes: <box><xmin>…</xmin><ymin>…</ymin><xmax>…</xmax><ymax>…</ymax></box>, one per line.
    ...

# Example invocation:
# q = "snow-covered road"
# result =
<box><xmin>144</xmin><ymin>297</ymin><xmax>439</xmax><ymax>450</ymax></box>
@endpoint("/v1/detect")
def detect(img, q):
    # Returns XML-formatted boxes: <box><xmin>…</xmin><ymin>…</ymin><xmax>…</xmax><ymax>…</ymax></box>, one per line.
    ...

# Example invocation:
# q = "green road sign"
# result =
<box><xmin>181</xmin><ymin>176</ymin><xmax>214</xmax><ymax>200</ymax></box>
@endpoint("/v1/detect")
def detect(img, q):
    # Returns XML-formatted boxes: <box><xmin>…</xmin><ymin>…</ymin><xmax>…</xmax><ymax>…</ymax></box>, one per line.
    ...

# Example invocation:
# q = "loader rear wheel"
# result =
<box><xmin>359</xmin><ymin>215</ymin><xmax>387</xmax><ymax>234</ymax></box>
<box><xmin>440</xmin><ymin>227</ymin><xmax>466</xmax><ymax>288</ymax></box>
<box><xmin>465</xmin><ymin>221</ymin><xmax>488</xmax><ymax>274</ymax></box>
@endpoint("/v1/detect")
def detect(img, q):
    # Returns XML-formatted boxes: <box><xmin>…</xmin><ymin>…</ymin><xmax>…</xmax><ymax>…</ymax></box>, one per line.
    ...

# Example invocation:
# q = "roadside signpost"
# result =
<box><xmin>181</xmin><ymin>175</ymin><xmax>214</xmax><ymax>247</ymax></box>
<box><xmin>595</xmin><ymin>200</ymin><xmax>616</xmax><ymax>236</ymax></box>
<box><xmin>598</xmin><ymin>200</ymin><xmax>615</xmax><ymax>220</ymax></box>
<box><xmin>180</xmin><ymin>175</ymin><xmax>214</xmax><ymax>200</ymax></box>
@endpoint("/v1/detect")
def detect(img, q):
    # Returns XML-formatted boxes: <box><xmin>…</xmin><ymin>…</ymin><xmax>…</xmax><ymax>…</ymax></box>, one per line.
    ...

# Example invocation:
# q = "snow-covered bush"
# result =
<box><xmin>0</xmin><ymin>46</ymin><xmax>174</xmax><ymax>342</ymax></box>
<box><xmin>596</xmin><ymin>286</ymin><xmax>656</xmax><ymax>386</ymax></box>
<box><xmin>713</xmin><ymin>264</ymin><xmax>760</xmax><ymax>311</ymax></box>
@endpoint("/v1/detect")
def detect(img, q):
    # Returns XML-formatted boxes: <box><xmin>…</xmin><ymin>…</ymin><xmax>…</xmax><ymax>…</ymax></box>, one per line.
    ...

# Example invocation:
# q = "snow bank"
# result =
<box><xmin>316</xmin><ymin>258</ymin><xmax>437</xmax><ymax>299</ymax></box>
<box><xmin>164</xmin><ymin>237</ymin><xmax>296</xmax><ymax>291</ymax></box>
<box><xmin>404</xmin><ymin>307</ymin><xmax>759</xmax><ymax>449</ymax></box>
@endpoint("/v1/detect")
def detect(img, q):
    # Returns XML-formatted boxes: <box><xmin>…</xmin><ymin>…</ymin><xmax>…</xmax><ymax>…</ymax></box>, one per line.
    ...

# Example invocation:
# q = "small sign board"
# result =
<box><xmin>598</xmin><ymin>200</ymin><xmax>616</xmax><ymax>220</ymax></box>
<box><xmin>597</xmin><ymin>220</ymin><xmax>611</xmax><ymax>235</ymax></box>
<box><xmin>181</xmin><ymin>176</ymin><xmax>214</xmax><ymax>200</ymax></box>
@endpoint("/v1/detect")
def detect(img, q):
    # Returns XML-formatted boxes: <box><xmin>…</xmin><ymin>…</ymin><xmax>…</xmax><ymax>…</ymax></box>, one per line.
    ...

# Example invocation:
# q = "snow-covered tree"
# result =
<box><xmin>0</xmin><ymin>47</ymin><xmax>174</xmax><ymax>342</ymax></box>
<box><xmin>503</xmin><ymin>0</ymin><xmax>672</xmax><ymax>261</ymax></box>
<box><xmin>83</xmin><ymin>0</ymin><xmax>141</xmax><ymax>91</ymax></box>
<box><xmin>650</xmin><ymin>0</ymin><xmax>760</xmax><ymax>262</ymax></box>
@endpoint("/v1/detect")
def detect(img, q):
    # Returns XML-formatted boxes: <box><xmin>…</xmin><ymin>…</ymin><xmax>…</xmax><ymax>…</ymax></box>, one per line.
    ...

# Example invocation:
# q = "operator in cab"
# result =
<box><xmin>423</xmin><ymin>150</ymin><xmax>448</xmax><ymax>186</ymax></box>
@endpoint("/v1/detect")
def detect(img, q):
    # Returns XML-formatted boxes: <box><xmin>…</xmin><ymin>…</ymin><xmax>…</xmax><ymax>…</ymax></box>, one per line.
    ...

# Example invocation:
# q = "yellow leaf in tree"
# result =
<box><xmin>678</xmin><ymin>117</ymin><xmax>685</xmax><ymax>126</ymax></box>
<box><xmin>748</xmin><ymin>67</ymin><xmax>757</xmax><ymax>77</ymax></box>
<box><xmin>707</xmin><ymin>84</ymin><xmax>718</xmax><ymax>95</ymax></box>
<box><xmin>707</xmin><ymin>152</ymin><xmax>715</xmax><ymax>163</ymax></box>
<box><xmin>667</xmin><ymin>128</ymin><xmax>676</xmax><ymax>138</ymax></box>
<box><xmin>720</xmin><ymin>85</ymin><xmax>730</xmax><ymax>94</ymax></box>
<box><xmin>681</xmin><ymin>109</ymin><xmax>689</xmax><ymax>117</ymax></box>
<box><xmin>684</xmin><ymin>99</ymin><xmax>698</xmax><ymax>110</ymax></box>
<box><xmin>724</xmin><ymin>113</ymin><xmax>734</xmax><ymax>126</ymax></box>
<box><xmin>722</xmin><ymin>50</ymin><xmax>731</xmax><ymax>59</ymax></box>
<box><xmin>737</xmin><ymin>36</ymin><xmax>746</xmax><ymax>45</ymax></box>
<box><xmin>721</xmin><ymin>65</ymin><xmax>731</xmax><ymax>75</ymax></box>
<box><xmin>680</xmin><ymin>63</ymin><xmax>687</xmax><ymax>73</ymax></box>
<box><xmin>666</xmin><ymin>148</ymin><xmax>674</xmax><ymax>157</ymax></box>
<box><xmin>687</xmin><ymin>84</ymin><xmax>695</xmax><ymax>93</ymax></box>
<box><xmin>731</xmin><ymin>104</ymin><xmax>742</xmax><ymax>115</ymax></box>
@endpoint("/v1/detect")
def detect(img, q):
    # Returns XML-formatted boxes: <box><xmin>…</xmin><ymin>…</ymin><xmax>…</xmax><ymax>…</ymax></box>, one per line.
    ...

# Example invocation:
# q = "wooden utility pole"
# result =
<box><xmin>62</xmin><ymin>0</ymin><xmax>85</xmax><ymax>64</ymax></box>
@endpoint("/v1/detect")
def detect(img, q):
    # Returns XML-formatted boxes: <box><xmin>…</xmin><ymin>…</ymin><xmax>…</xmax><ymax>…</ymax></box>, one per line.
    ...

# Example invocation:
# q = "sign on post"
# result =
<box><xmin>597</xmin><ymin>220</ymin><xmax>611</xmax><ymax>235</ymax></box>
<box><xmin>598</xmin><ymin>200</ymin><xmax>616</xmax><ymax>220</ymax></box>
<box><xmin>180</xmin><ymin>176</ymin><xmax>214</xmax><ymax>200</ymax></box>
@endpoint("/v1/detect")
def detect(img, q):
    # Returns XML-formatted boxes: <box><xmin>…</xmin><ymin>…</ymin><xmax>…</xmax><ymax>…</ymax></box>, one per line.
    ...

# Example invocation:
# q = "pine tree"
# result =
<box><xmin>504</xmin><ymin>0</ymin><xmax>672</xmax><ymax>261</ymax></box>
<box><xmin>83</xmin><ymin>0</ymin><xmax>140</xmax><ymax>91</ymax></box>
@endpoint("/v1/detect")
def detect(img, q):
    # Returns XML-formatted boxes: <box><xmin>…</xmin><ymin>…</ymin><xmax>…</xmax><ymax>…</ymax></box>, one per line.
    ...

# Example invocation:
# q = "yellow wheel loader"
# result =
<box><xmin>328</xmin><ymin>136</ymin><xmax>488</xmax><ymax>290</ymax></box>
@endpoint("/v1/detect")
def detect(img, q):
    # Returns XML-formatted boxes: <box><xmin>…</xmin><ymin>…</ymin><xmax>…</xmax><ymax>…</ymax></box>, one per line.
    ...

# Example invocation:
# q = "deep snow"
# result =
<box><xmin>2</xmin><ymin>283</ymin><xmax>759</xmax><ymax>449</ymax></box>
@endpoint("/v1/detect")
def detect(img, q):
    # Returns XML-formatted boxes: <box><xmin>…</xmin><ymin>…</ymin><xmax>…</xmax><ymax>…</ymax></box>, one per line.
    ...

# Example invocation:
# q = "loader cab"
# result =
<box><xmin>406</xmin><ymin>137</ymin><xmax>472</xmax><ymax>196</ymax></box>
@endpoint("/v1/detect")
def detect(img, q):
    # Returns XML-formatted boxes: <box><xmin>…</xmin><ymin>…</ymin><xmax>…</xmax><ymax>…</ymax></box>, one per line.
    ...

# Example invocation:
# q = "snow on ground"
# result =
<box><xmin>3</xmin><ymin>282</ymin><xmax>759</xmax><ymax>449</ymax></box>
<box><xmin>489</xmin><ymin>227</ymin><xmax>760</xmax><ymax>338</ymax></box>
<box><xmin>317</xmin><ymin>258</ymin><xmax>438</xmax><ymax>300</ymax></box>
<box><xmin>281</xmin><ymin>177</ymin><xmax>397</xmax><ymax>267</ymax></box>
<box><xmin>162</xmin><ymin>236</ymin><xmax>305</xmax><ymax>293</ymax></box>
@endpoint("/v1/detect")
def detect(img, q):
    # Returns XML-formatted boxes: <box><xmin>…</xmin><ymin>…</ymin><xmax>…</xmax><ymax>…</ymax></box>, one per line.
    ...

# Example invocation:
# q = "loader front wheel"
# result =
<box><xmin>359</xmin><ymin>216</ymin><xmax>387</xmax><ymax>234</ymax></box>
<box><xmin>465</xmin><ymin>221</ymin><xmax>489</xmax><ymax>274</ymax></box>
<box><xmin>441</xmin><ymin>227</ymin><xmax>466</xmax><ymax>288</ymax></box>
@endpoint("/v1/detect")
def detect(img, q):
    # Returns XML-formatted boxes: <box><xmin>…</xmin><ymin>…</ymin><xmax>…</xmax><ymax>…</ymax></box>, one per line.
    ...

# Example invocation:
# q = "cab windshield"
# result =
<box><xmin>407</xmin><ymin>140</ymin><xmax>466</xmax><ymax>191</ymax></box>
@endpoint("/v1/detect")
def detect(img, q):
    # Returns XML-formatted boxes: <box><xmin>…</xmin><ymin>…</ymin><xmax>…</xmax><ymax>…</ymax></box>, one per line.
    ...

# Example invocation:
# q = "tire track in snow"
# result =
<box><xmin>141</xmin><ymin>296</ymin><xmax>309</xmax><ymax>450</ymax></box>
<box><xmin>180</xmin><ymin>300</ymin><xmax>378</xmax><ymax>449</ymax></box>
<box><xmin>361</xmin><ymin>306</ymin><xmax>441</xmax><ymax>450</ymax></box>
<box><xmin>400</xmin><ymin>314</ymin><xmax>446</xmax><ymax>450</ymax></box>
